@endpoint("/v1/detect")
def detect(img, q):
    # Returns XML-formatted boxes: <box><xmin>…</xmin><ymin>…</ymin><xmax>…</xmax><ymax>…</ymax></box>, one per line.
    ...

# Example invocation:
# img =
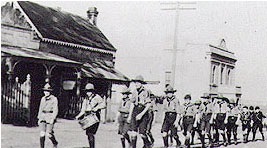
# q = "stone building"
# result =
<box><xmin>168</xmin><ymin>39</ymin><xmax>241</xmax><ymax>101</ymax></box>
<box><xmin>1</xmin><ymin>1</ymin><xmax>129</xmax><ymax>126</ymax></box>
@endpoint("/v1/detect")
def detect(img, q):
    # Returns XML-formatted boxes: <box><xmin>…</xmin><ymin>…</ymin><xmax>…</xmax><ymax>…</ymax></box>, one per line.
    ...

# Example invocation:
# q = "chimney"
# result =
<box><xmin>87</xmin><ymin>7</ymin><xmax>98</xmax><ymax>26</ymax></box>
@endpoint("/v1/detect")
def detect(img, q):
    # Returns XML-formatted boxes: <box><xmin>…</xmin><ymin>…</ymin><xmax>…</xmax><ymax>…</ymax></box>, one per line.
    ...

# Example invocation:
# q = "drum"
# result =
<box><xmin>78</xmin><ymin>113</ymin><xmax>100</xmax><ymax>130</ymax></box>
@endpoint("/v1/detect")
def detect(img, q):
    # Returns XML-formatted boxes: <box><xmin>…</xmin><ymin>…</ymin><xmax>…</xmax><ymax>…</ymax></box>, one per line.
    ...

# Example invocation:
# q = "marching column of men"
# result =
<box><xmin>114</xmin><ymin>75</ymin><xmax>266</xmax><ymax>148</ymax></box>
<box><xmin>36</xmin><ymin>76</ymin><xmax>265</xmax><ymax>148</ymax></box>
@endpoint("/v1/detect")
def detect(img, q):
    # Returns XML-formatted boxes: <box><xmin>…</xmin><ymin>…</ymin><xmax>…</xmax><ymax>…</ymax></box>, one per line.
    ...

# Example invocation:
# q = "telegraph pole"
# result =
<box><xmin>161</xmin><ymin>2</ymin><xmax>196</xmax><ymax>87</ymax></box>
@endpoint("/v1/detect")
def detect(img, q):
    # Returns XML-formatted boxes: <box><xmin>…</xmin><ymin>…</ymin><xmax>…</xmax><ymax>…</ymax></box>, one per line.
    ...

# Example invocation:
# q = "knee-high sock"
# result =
<box><xmin>131</xmin><ymin>136</ymin><xmax>137</xmax><ymax>148</ymax></box>
<box><xmin>207</xmin><ymin>133</ymin><xmax>212</xmax><ymax>144</ymax></box>
<box><xmin>185</xmin><ymin>136</ymin><xmax>190</xmax><ymax>146</ymax></box>
<box><xmin>227</xmin><ymin>133</ymin><xmax>231</xmax><ymax>143</ymax></box>
<box><xmin>147</xmin><ymin>132</ymin><xmax>154</xmax><ymax>143</ymax></box>
<box><xmin>173</xmin><ymin>135</ymin><xmax>181</xmax><ymax>146</ymax></box>
<box><xmin>191</xmin><ymin>130</ymin><xmax>195</xmax><ymax>144</ymax></box>
<box><xmin>261</xmin><ymin>132</ymin><xmax>265</xmax><ymax>140</ymax></box>
<box><xmin>221</xmin><ymin>133</ymin><xmax>226</xmax><ymax>143</ymax></box>
<box><xmin>199</xmin><ymin>134</ymin><xmax>205</xmax><ymax>146</ymax></box>
<box><xmin>141</xmin><ymin>135</ymin><xmax>151</xmax><ymax>147</ymax></box>
<box><xmin>40</xmin><ymin>137</ymin><xmax>45</xmax><ymax>148</ymax></box>
<box><xmin>170</xmin><ymin>135</ymin><xmax>173</xmax><ymax>144</ymax></box>
<box><xmin>121</xmin><ymin>138</ymin><xmax>126</xmax><ymax>148</ymax></box>
<box><xmin>124</xmin><ymin>133</ymin><xmax>131</xmax><ymax>144</ymax></box>
<box><xmin>233</xmin><ymin>133</ymin><xmax>237</xmax><ymax>141</ymax></box>
<box><xmin>88</xmin><ymin>134</ymin><xmax>95</xmax><ymax>148</ymax></box>
<box><xmin>163</xmin><ymin>136</ymin><xmax>169</xmax><ymax>147</ymax></box>
<box><xmin>49</xmin><ymin>134</ymin><xmax>58</xmax><ymax>145</ymax></box>
<box><xmin>252</xmin><ymin>132</ymin><xmax>256</xmax><ymax>141</ymax></box>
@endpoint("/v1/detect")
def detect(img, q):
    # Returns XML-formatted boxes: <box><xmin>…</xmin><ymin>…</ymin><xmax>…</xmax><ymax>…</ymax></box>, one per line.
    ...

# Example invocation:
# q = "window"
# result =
<box><xmin>226</xmin><ymin>69</ymin><xmax>231</xmax><ymax>85</ymax></box>
<box><xmin>220</xmin><ymin>67</ymin><xmax>224</xmax><ymax>84</ymax></box>
<box><xmin>211</xmin><ymin>66</ymin><xmax>216</xmax><ymax>84</ymax></box>
<box><xmin>165</xmin><ymin>71</ymin><xmax>171</xmax><ymax>86</ymax></box>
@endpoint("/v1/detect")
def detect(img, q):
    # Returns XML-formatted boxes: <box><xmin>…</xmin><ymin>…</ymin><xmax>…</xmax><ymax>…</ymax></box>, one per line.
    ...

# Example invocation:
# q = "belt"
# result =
<box><xmin>42</xmin><ymin>110</ymin><xmax>53</xmax><ymax>113</ymax></box>
<box><xmin>119</xmin><ymin>111</ymin><xmax>129</xmax><ymax>114</ymax></box>
<box><xmin>203</xmin><ymin>113</ymin><xmax>212</xmax><ymax>115</ymax></box>
<box><xmin>135</xmin><ymin>103</ymin><xmax>145</xmax><ymax>107</ymax></box>
<box><xmin>229</xmin><ymin>116</ymin><xmax>237</xmax><ymax>118</ymax></box>
<box><xmin>166</xmin><ymin>112</ymin><xmax>177</xmax><ymax>114</ymax></box>
<box><xmin>184</xmin><ymin>115</ymin><xmax>193</xmax><ymax>118</ymax></box>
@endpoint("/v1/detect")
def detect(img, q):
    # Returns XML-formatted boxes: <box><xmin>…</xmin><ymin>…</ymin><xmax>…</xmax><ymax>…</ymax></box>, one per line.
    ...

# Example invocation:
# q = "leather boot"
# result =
<box><xmin>40</xmin><ymin>136</ymin><xmax>45</xmax><ymax>148</ymax></box>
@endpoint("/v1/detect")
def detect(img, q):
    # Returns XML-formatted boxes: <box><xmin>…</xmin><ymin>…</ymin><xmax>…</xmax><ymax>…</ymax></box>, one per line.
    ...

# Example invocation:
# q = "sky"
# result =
<box><xmin>3</xmin><ymin>1</ymin><xmax>267</xmax><ymax>102</ymax></box>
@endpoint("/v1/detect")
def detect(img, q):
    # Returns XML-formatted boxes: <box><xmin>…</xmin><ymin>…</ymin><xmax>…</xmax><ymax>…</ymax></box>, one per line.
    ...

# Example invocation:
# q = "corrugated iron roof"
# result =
<box><xmin>82</xmin><ymin>61</ymin><xmax>129</xmax><ymax>82</ymax></box>
<box><xmin>17</xmin><ymin>1</ymin><xmax>116</xmax><ymax>52</ymax></box>
<box><xmin>1</xmin><ymin>45</ymin><xmax>81</xmax><ymax>65</ymax></box>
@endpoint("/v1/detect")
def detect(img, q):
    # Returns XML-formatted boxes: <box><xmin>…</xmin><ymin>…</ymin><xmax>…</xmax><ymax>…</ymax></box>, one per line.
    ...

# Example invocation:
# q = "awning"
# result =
<box><xmin>82</xmin><ymin>61</ymin><xmax>129</xmax><ymax>82</ymax></box>
<box><xmin>1</xmin><ymin>45</ymin><xmax>81</xmax><ymax>67</ymax></box>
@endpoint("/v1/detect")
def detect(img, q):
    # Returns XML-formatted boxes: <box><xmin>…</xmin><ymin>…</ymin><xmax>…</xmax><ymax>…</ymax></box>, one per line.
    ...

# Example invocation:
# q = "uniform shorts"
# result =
<box><xmin>252</xmin><ymin>122</ymin><xmax>263</xmax><ymax>133</ymax></box>
<box><xmin>241</xmin><ymin>122</ymin><xmax>251</xmax><ymax>131</ymax></box>
<box><xmin>39</xmin><ymin>121</ymin><xmax>54</xmax><ymax>134</ymax></box>
<box><xmin>227</xmin><ymin>116</ymin><xmax>238</xmax><ymax>124</ymax></box>
<box><xmin>200</xmin><ymin>113</ymin><xmax>212</xmax><ymax>132</ymax></box>
<box><xmin>130</xmin><ymin>104</ymin><xmax>149</xmax><ymax>135</ymax></box>
<box><xmin>183</xmin><ymin>116</ymin><xmax>194</xmax><ymax>135</ymax></box>
<box><xmin>161</xmin><ymin>112</ymin><xmax>177</xmax><ymax>136</ymax></box>
<box><xmin>118</xmin><ymin>113</ymin><xmax>130</xmax><ymax>135</ymax></box>
<box><xmin>226</xmin><ymin>123</ymin><xmax>238</xmax><ymax>134</ymax></box>
<box><xmin>86</xmin><ymin>112</ymin><xmax>100</xmax><ymax>135</ymax></box>
<box><xmin>215</xmin><ymin>113</ymin><xmax>226</xmax><ymax>130</ymax></box>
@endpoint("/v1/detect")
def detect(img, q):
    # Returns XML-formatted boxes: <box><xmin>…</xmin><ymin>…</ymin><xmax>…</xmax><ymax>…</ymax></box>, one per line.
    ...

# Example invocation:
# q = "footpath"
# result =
<box><xmin>1</xmin><ymin>119</ymin><xmax>267</xmax><ymax>148</ymax></box>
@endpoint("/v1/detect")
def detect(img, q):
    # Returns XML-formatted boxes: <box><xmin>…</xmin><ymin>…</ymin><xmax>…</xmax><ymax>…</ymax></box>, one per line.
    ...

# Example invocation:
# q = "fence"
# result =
<box><xmin>1</xmin><ymin>74</ymin><xmax>31</xmax><ymax>125</ymax></box>
<box><xmin>65</xmin><ymin>95</ymin><xmax>83</xmax><ymax>119</ymax></box>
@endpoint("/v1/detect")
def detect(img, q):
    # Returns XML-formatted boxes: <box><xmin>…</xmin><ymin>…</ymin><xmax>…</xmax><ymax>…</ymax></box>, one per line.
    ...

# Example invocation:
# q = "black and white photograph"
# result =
<box><xmin>1</xmin><ymin>1</ymin><xmax>267</xmax><ymax>148</ymax></box>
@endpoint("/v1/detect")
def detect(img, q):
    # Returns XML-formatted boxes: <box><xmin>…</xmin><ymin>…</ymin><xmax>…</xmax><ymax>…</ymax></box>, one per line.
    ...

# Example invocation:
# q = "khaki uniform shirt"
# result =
<box><xmin>37</xmin><ymin>94</ymin><xmax>58</xmax><ymax>124</ymax></box>
<box><xmin>162</xmin><ymin>96</ymin><xmax>182</xmax><ymax>114</ymax></box>
<box><xmin>228</xmin><ymin>106</ymin><xmax>240</xmax><ymax>117</ymax></box>
<box><xmin>213</xmin><ymin>102</ymin><xmax>229</xmax><ymax>114</ymax></box>
<box><xmin>80</xmin><ymin>94</ymin><xmax>105</xmax><ymax>113</ymax></box>
<box><xmin>131</xmin><ymin>86</ymin><xmax>151</xmax><ymax>105</ymax></box>
<box><xmin>182</xmin><ymin>102</ymin><xmax>197</xmax><ymax>116</ymax></box>
<box><xmin>118</xmin><ymin>98</ymin><xmax>132</xmax><ymax>113</ymax></box>
<box><xmin>199</xmin><ymin>102</ymin><xmax>213</xmax><ymax>114</ymax></box>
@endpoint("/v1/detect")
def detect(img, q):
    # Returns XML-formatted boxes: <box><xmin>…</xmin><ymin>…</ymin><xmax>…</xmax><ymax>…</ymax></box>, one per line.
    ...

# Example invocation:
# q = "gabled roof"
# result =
<box><xmin>17</xmin><ymin>1</ymin><xmax>116</xmax><ymax>52</ymax></box>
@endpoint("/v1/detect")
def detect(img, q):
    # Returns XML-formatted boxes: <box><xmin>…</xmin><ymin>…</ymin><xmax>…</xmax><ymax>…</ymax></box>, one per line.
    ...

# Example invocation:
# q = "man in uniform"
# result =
<box><xmin>127</xmin><ymin>75</ymin><xmax>152</xmax><ymax>148</ymax></box>
<box><xmin>146</xmin><ymin>91</ymin><xmax>157</xmax><ymax>146</ymax></box>
<box><xmin>225</xmin><ymin>99</ymin><xmax>240</xmax><ymax>145</ymax></box>
<box><xmin>198</xmin><ymin>94</ymin><xmax>214</xmax><ymax>147</ymax></box>
<box><xmin>252</xmin><ymin>106</ymin><xmax>266</xmax><ymax>141</ymax></box>
<box><xmin>182</xmin><ymin>94</ymin><xmax>198</xmax><ymax>148</ymax></box>
<box><xmin>240</xmin><ymin>106</ymin><xmax>252</xmax><ymax>143</ymax></box>
<box><xmin>37</xmin><ymin>83</ymin><xmax>58</xmax><ymax>148</ymax></box>
<box><xmin>115</xmin><ymin>86</ymin><xmax>132</xmax><ymax>148</ymax></box>
<box><xmin>190</xmin><ymin>99</ymin><xmax>203</xmax><ymax>146</ymax></box>
<box><xmin>161</xmin><ymin>85</ymin><xmax>182</xmax><ymax>148</ymax></box>
<box><xmin>212</xmin><ymin>97</ymin><xmax>229</xmax><ymax>146</ymax></box>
